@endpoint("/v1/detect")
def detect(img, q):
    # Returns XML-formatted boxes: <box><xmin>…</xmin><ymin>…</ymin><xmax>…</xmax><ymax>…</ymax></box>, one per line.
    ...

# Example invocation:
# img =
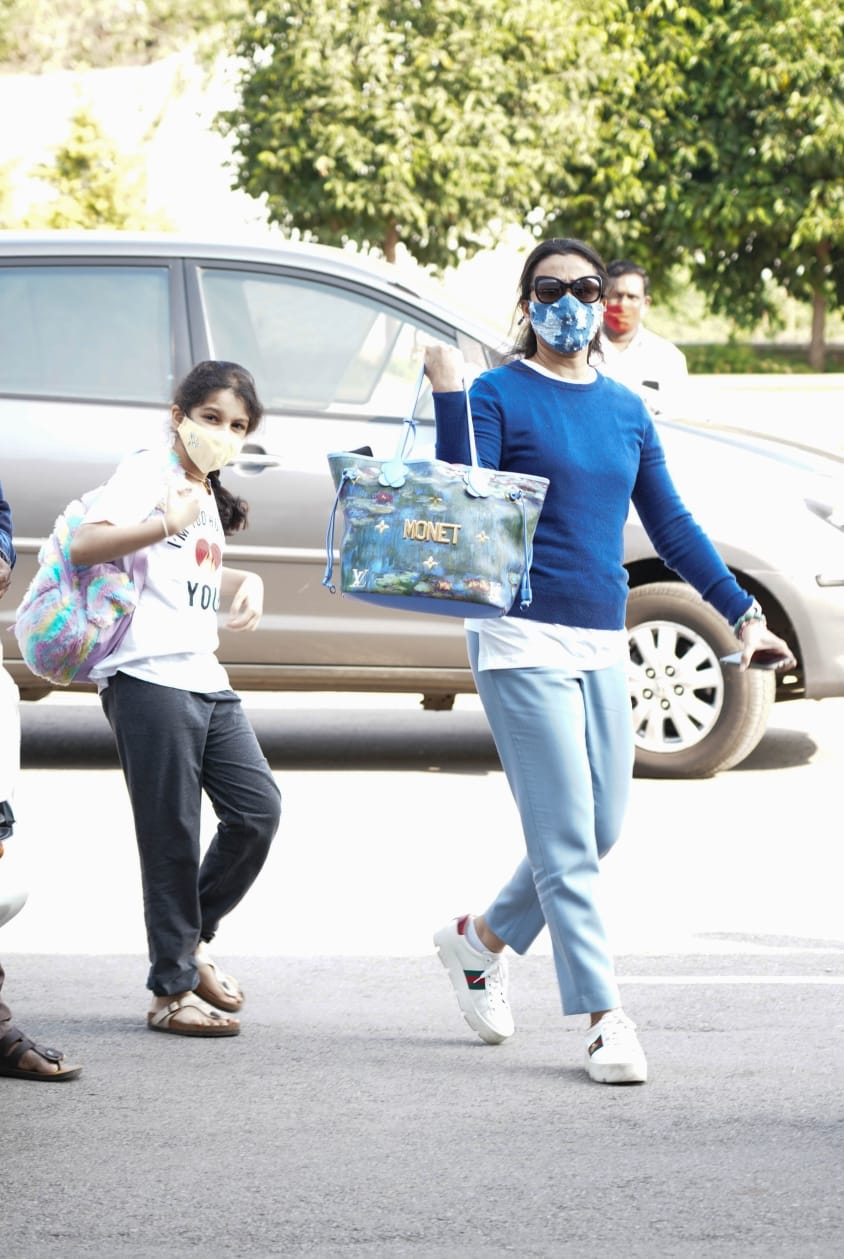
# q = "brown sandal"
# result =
<box><xmin>0</xmin><ymin>1026</ymin><xmax>82</xmax><ymax>1081</ymax></box>
<box><xmin>194</xmin><ymin>953</ymin><xmax>244</xmax><ymax>1013</ymax></box>
<box><xmin>147</xmin><ymin>993</ymin><xmax>240</xmax><ymax>1038</ymax></box>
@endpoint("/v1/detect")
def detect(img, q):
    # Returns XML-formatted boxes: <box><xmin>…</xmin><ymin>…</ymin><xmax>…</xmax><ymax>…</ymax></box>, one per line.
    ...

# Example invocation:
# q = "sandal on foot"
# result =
<box><xmin>0</xmin><ymin>1026</ymin><xmax>82</xmax><ymax>1081</ymax></box>
<box><xmin>194</xmin><ymin>952</ymin><xmax>244</xmax><ymax>1013</ymax></box>
<box><xmin>147</xmin><ymin>992</ymin><xmax>240</xmax><ymax>1038</ymax></box>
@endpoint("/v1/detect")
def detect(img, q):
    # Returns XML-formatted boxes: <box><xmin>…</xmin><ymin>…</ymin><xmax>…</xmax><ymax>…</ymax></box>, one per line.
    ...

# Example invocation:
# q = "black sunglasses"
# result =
<box><xmin>532</xmin><ymin>274</ymin><xmax>604</xmax><ymax>305</ymax></box>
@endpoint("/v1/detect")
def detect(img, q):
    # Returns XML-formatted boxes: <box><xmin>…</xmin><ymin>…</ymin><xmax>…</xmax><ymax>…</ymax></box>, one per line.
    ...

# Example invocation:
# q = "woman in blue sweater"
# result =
<box><xmin>425</xmin><ymin>238</ymin><xmax>794</xmax><ymax>1085</ymax></box>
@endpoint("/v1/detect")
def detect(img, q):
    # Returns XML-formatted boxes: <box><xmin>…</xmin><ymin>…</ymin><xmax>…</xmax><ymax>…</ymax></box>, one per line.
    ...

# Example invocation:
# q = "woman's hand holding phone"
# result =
<box><xmin>720</xmin><ymin>648</ymin><xmax>792</xmax><ymax>670</ymax></box>
<box><xmin>721</xmin><ymin>621</ymin><xmax>796</xmax><ymax>672</ymax></box>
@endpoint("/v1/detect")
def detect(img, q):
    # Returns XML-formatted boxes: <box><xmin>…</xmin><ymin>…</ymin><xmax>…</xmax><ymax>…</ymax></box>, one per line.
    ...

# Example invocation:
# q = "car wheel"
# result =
<box><xmin>627</xmin><ymin>582</ymin><xmax>775</xmax><ymax>779</ymax></box>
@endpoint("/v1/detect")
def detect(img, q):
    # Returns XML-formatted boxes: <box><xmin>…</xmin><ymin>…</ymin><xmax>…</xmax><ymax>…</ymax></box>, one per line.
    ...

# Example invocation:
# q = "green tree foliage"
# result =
<box><xmin>22</xmin><ymin>108</ymin><xmax>171</xmax><ymax>231</ymax></box>
<box><xmin>219</xmin><ymin>0</ymin><xmax>634</xmax><ymax>270</ymax></box>
<box><xmin>623</xmin><ymin>0</ymin><xmax>844</xmax><ymax>368</ymax></box>
<box><xmin>0</xmin><ymin>0</ymin><xmax>247</xmax><ymax>71</ymax></box>
<box><xmin>530</xmin><ymin>8</ymin><xmax>666</xmax><ymax>275</ymax></box>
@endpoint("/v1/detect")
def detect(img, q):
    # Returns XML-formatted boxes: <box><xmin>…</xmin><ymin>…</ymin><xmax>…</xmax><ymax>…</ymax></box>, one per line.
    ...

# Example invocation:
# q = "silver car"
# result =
<box><xmin>2</xmin><ymin>230</ymin><xmax>844</xmax><ymax>777</ymax></box>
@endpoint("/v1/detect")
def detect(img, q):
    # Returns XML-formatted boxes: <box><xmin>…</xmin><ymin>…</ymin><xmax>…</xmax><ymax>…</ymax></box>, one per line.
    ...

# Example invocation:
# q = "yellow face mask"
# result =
<box><xmin>178</xmin><ymin>417</ymin><xmax>244</xmax><ymax>476</ymax></box>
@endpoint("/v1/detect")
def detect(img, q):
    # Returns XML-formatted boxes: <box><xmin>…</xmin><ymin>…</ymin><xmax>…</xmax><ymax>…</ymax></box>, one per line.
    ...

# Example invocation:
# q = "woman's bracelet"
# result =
<box><xmin>160</xmin><ymin>515</ymin><xmax>169</xmax><ymax>540</ymax></box>
<box><xmin>732</xmin><ymin>599</ymin><xmax>765</xmax><ymax>639</ymax></box>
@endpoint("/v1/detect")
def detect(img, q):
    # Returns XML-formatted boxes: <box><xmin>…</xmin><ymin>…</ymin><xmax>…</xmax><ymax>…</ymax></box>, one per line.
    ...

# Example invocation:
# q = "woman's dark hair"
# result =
<box><xmin>174</xmin><ymin>360</ymin><xmax>264</xmax><ymax>535</ymax></box>
<box><xmin>510</xmin><ymin>237</ymin><xmax>609</xmax><ymax>363</ymax></box>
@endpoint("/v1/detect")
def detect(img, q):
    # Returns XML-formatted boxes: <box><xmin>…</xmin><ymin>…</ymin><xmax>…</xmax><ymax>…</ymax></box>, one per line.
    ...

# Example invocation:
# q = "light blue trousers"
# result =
<box><xmin>469</xmin><ymin>634</ymin><xmax>633</xmax><ymax>1016</ymax></box>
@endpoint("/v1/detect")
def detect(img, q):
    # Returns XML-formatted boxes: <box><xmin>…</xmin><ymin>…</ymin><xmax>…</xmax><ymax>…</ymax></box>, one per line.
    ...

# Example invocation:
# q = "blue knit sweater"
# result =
<box><xmin>433</xmin><ymin>361</ymin><xmax>752</xmax><ymax>630</ymax></box>
<box><xmin>0</xmin><ymin>479</ymin><xmax>15</xmax><ymax>568</ymax></box>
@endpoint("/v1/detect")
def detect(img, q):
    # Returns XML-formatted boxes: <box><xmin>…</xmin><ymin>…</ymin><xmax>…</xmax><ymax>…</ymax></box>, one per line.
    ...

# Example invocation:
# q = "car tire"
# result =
<box><xmin>627</xmin><ymin>582</ymin><xmax>775</xmax><ymax>779</ymax></box>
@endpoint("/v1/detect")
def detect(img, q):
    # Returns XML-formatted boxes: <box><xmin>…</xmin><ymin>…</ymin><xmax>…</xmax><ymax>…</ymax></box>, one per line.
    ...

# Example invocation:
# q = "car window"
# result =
<box><xmin>0</xmin><ymin>264</ymin><xmax>172</xmax><ymax>403</ymax></box>
<box><xmin>198</xmin><ymin>267</ymin><xmax>453</xmax><ymax>420</ymax></box>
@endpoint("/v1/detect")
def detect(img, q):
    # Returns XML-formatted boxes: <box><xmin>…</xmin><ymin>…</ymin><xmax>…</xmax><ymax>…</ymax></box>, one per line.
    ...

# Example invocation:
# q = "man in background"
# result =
<box><xmin>597</xmin><ymin>259</ymin><xmax>689</xmax><ymax>416</ymax></box>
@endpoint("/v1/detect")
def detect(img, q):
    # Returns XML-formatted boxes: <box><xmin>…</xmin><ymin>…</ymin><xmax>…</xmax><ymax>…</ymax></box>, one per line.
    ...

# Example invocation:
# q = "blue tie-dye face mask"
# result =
<box><xmin>528</xmin><ymin>293</ymin><xmax>602</xmax><ymax>354</ymax></box>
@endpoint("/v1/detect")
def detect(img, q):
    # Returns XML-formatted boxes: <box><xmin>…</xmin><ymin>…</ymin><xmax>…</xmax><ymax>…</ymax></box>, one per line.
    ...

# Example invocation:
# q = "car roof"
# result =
<box><xmin>0</xmin><ymin>228</ymin><xmax>509</xmax><ymax>349</ymax></box>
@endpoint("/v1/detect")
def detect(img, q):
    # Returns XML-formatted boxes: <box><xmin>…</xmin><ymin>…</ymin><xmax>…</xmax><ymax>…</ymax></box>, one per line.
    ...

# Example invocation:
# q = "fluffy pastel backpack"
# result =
<box><xmin>13</xmin><ymin>491</ymin><xmax>147</xmax><ymax>686</ymax></box>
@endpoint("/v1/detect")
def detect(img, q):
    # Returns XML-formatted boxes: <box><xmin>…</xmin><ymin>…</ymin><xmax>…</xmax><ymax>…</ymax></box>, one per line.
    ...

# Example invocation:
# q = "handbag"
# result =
<box><xmin>13</xmin><ymin>489</ymin><xmax>147</xmax><ymax>686</ymax></box>
<box><xmin>323</xmin><ymin>367</ymin><xmax>549</xmax><ymax>618</ymax></box>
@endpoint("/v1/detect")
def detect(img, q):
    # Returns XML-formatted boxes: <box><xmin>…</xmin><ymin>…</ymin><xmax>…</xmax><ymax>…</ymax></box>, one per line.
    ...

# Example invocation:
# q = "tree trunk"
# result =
<box><xmin>808</xmin><ymin>288</ymin><xmax>826</xmax><ymax>371</ymax></box>
<box><xmin>383</xmin><ymin>223</ymin><xmax>399</xmax><ymax>264</ymax></box>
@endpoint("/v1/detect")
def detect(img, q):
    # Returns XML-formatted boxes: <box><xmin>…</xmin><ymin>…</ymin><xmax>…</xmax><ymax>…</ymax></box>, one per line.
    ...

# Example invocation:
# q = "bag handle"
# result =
<box><xmin>377</xmin><ymin>364</ymin><xmax>426</xmax><ymax>488</ymax></box>
<box><xmin>461</xmin><ymin>389</ymin><xmax>491</xmax><ymax>499</ymax></box>
<box><xmin>378</xmin><ymin>363</ymin><xmax>490</xmax><ymax>499</ymax></box>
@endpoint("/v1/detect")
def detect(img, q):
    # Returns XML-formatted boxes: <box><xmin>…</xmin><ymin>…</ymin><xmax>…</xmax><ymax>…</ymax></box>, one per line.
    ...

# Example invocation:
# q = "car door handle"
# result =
<box><xmin>229</xmin><ymin>449</ymin><xmax>285</xmax><ymax>473</ymax></box>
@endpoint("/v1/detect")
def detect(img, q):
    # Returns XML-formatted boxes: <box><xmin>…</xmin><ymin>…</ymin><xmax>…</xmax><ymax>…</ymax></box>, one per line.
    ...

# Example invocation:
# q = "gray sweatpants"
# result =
<box><xmin>102</xmin><ymin>672</ymin><xmax>281</xmax><ymax>996</ymax></box>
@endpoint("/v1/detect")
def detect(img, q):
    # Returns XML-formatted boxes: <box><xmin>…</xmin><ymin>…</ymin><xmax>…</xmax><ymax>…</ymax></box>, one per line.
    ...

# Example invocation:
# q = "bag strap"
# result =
<box><xmin>462</xmin><ymin>389</ymin><xmax>490</xmax><ymax>499</ymax></box>
<box><xmin>377</xmin><ymin>364</ymin><xmax>426</xmax><ymax>488</ymax></box>
<box><xmin>378</xmin><ymin>365</ymin><xmax>490</xmax><ymax>498</ymax></box>
<box><xmin>322</xmin><ymin>469</ymin><xmax>356</xmax><ymax>592</ymax></box>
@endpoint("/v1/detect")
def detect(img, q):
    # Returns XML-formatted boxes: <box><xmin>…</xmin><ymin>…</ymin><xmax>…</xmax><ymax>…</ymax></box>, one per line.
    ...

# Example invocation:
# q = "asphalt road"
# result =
<box><xmin>2</xmin><ymin>692</ymin><xmax>843</xmax><ymax>1257</ymax></box>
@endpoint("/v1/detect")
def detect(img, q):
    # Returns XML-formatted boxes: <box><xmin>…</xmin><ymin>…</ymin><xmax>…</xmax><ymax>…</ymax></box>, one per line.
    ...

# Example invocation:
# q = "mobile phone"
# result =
<box><xmin>720</xmin><ymin>650</ymin><xmax>788</xmax><ymax>670</ymax></box>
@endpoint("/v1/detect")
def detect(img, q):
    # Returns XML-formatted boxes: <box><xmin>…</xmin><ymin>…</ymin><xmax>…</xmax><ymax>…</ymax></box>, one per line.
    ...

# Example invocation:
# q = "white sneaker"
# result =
<box><xmin>433</xmin><ymin>915</ymin><xmax>514</xmax><ymax>1045</ymax></box>
<box><xmin>585</xmin><ymin>1010</ymin><xmax>648</xmax><ymax>1084</ymax></box>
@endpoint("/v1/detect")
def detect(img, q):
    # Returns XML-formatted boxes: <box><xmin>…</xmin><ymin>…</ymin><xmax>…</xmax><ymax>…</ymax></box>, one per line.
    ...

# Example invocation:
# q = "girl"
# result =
<box><xmin>70</xmin><ymin>361</ymin><xmax>281</xmax><ymax>1037</ymax></box>
<box><xmin>424</xmin><ymin>239</ymin><xmax>794</xmax><ymax>1084</ymax></box>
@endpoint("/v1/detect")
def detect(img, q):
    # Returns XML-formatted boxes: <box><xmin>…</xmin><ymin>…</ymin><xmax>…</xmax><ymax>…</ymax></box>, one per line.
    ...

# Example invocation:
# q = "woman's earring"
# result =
<box><xmin>517</xmin><ymin>314</ymin><xmax>525</xmax><ymax>326</ymax></box>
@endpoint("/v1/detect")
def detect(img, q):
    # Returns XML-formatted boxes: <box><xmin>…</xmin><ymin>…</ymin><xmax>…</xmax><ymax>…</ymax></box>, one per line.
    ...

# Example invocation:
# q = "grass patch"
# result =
<box><xmin>682</xmin><ymin>343</ymin><xmax>844</xmax><ymax>374</ymax></box>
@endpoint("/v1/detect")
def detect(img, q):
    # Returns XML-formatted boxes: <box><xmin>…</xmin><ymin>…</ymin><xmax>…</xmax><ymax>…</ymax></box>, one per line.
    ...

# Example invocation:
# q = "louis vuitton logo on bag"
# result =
<box><xmin>351</xmin><ymin>568</ymin><xmax>370</xmax><ymax>588</ymax></box>
<box><xmin>402</xmin><ymin>519</ymin><xmax>462</xmax><ymax>545</ymax></box>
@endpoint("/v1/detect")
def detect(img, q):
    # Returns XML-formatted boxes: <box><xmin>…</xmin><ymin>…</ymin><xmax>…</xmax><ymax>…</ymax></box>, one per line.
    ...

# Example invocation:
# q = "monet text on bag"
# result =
<box><xmin>402</xmin><ymin>519</ymin><xmax>462</xmax><ymax>545</ymax></box>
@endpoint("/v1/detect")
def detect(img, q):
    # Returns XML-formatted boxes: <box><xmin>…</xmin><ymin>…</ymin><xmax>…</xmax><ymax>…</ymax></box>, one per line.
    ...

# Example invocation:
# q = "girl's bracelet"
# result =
<box><xmin>732</xmin><ymin>599</ymin><xmax>765</xmax><ymax>639</ymax></box>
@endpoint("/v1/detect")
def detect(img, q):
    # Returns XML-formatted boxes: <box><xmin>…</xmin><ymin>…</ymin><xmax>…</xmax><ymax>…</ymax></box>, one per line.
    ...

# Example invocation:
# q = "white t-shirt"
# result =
<box><xmin>596</xmin><ymin>325</ymin><xmax>688</xmax><ymax>416</ymax></box>
<box><xmin>85</xmin><ymin>447</ymin><xmax>230</xmax><ymax>693</ymax></box>
<box><xmin>467</xmin><ymin>616</ymin><xmax>628</xmax><ymax>672</ymax></box>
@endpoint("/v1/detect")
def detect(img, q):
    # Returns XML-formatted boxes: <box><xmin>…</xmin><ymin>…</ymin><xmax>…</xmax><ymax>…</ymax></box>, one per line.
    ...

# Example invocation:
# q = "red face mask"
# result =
<box><xmin>603</xmin><ymin>303</ymin><xmax>636</xmax><ymax>333</ymax></box>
